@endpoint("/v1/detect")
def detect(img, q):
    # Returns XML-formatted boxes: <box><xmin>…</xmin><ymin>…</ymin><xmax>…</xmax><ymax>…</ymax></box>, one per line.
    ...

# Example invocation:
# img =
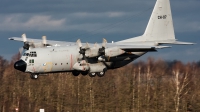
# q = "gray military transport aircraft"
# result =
<box><xmin>9</xmin><ymin>0</ymin><xmax>194</xmax><ymax>79</ymax></box>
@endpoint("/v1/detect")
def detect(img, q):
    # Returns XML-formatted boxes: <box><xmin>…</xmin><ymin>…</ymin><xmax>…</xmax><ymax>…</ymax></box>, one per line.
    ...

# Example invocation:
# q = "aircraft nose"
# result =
<box><xmin>14</xmin><ymin>60</ymin><xmax>27</xmax><ymax>72</ymax></box>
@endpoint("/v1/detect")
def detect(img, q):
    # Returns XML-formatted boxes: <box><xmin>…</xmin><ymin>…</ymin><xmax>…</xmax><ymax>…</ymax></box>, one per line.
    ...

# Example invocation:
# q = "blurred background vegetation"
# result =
<box><xmin>0</xmin><ymin>54</ymin><xmax>200</xmax><ymax>112</ymax></box>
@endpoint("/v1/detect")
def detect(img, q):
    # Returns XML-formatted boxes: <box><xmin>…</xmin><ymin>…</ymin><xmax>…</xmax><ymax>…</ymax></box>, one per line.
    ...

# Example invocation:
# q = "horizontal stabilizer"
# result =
<box><xmin>158</xmin><ymin>41</ymin><xmax>195</xmax><ymax>45</ymax></box>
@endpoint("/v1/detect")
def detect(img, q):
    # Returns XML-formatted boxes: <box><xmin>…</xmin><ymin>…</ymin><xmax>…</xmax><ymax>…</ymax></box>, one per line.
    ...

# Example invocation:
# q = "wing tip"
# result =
<box><xmin>8</xmin><ymin>38</ymin><xmax>14</xmax><ymax>40</ymax></box>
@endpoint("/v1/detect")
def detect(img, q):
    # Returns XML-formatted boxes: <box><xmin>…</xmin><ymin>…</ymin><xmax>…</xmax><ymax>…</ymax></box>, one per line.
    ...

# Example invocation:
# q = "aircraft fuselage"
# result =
<box><xmin>15</xmin><ymin>45</ymin><xmax>144</xmax><ymax>75</ymax></box>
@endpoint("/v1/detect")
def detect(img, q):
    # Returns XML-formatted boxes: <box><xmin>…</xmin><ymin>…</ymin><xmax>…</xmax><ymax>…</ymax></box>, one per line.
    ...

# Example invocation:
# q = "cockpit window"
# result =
<box><xmin>23</xmin><ymin>52</ymin><xmax>37</xmax><ymax>57</ymax></box>
<box><xmin>23</xmin><ymin>53</ymin><xmax>30</xmax><ymax>56</ymax></box>
<box><xmin>27</xmin><ymin>51</ymin><xmax>37</xmax><ymax>57</ymax></box>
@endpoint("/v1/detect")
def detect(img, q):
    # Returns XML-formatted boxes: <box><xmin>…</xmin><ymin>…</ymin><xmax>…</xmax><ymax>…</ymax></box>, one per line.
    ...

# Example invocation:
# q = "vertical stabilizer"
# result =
<box><xmin>118</xmin><ymin>0</ymin><xmax>175</xmax><ymax>42</ymax></box>
<box><xmin>143</xmin><ymin>0</ymin><xmax>175</xmax><ymax>41</ymax></box>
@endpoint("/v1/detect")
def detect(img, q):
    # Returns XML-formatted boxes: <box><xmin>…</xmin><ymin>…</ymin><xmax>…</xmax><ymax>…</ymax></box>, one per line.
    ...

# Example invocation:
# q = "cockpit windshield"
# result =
<box><xmin>23</xmin><ymin>53</ymin><xmax>29</xmax><ymax>56</ymax></box>
<box><xmin>23</xmin><ymin>51</ymin><xmax>37</xmax><ymax>57</ymax></box>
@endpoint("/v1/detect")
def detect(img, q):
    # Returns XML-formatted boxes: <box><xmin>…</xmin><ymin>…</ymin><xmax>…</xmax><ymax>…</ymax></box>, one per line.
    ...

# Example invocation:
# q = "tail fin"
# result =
<box><xmin>119</xmin><ymin>0</ymin><xmax>175</xmax><ymax>42</ymax></box>
<box><xmin>143</xmin><ymin>0</ymin><xmax>175</xmax><ymax>41</ymax></box>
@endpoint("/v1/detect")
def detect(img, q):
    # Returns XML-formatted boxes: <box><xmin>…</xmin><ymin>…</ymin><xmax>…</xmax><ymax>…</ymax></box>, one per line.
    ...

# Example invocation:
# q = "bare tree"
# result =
<box><xmin>1</xmin><ymin>54</ymin><xmax>200</xmax><ymax>111</ymax></box>
<box><xmin>172</xmin><ymin>61</ymin><xmax>194</xmax><ymax>112</ymax></box>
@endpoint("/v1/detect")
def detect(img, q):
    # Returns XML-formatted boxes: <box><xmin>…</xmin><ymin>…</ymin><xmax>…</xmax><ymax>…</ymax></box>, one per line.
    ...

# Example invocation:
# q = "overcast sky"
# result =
<box><xmin>0</xmin><ymin>0</ymin><xmax>199</xmax><ymax>62</ymax></box>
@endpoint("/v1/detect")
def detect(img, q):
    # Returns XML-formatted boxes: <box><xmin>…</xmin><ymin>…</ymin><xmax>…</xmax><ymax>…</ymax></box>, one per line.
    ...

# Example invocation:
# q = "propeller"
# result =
<box><xmin>22</xmin><ymin>33</ymin><xmax>27</xmax><ymax>42</ymax></box>
<box><xmin>76</xmin><ymin>38</ymin><xmax>124</xmax><ymax>62</ymax></box>
<box><xmin>16</xmin><ymin>34</ymin><xmax>27</xmax><ymax>57</ymax></box>
<box><xmin>77</xmin><ymin>39</ymin><xmax>86</xmax><ymax>60</ymax></box>
<box><xmin>17</xmin><ymin>34</ymin><xmax>51</xmax><ymax>58</ymax></box>
<box><xmin>22</xmin><ymin>33</ymin><xmax>30</xmax><ymax>50</ymax></box>
<box><xmin>42</xmin><ymin>36</ymin><xmax>47</xmax><ymax>46</ymax></box>
<box><xmin>76</xmin><ymin>38</ymin><xmax>108</xmax><ymax>60</ymax></box>
<box><xmin>98</xmin><ymin>38</ymin><xmax>107</xmax><ymax>55</ymax></box>
<box><xmin>85</xmin><ymin>42</ymin><xmax>90</xmax><ymax>49</ymax></box>
<box><xmin>18</xmin><ymin>47</ymin><xmax>24</xmax><ymax>56</ymax></box>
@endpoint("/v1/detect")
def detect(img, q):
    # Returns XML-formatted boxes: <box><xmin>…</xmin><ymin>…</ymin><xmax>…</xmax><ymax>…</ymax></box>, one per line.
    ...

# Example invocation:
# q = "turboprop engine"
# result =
<box><xmin>76</xmin><ymin>38</ymin><xmax>125</xmax><ymax>60</ymax></box>
<box><xmin>17</xmin><ymin>34</ymin><xmax>51</xmax><ymax>56</ymax></box>
<box><xmin>21</xmin><ymin>34</ymin><xmax>50</xmax><ymax>50</ymax></box>
<box><xmin>85</xmin><ymin>44</ymin><xmax>100</xmax><ymax>58</ymax></box>
<box><xmin>97</xmin><ymin>47</ymin><xmax>125</xmax><ymax>61</ymax></box>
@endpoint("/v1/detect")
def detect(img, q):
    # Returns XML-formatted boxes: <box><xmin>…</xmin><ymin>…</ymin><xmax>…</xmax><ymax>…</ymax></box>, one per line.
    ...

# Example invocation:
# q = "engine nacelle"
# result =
<box><xmin>105</xmin><ymin>47</ymin><xmax>125</xmax><ymax>57</ymax></box>
<box><xmin>85</xmin><ymin>47</ymin><xmax>100</xmax><ymax>58</ymax></box>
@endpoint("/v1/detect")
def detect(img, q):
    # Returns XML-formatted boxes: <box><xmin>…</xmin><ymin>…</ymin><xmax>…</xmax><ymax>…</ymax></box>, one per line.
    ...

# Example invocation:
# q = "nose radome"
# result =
<box><xmin>14</xmin><ymin>60</ymin><xmax>27</xmax><ymax>72</ymax></box>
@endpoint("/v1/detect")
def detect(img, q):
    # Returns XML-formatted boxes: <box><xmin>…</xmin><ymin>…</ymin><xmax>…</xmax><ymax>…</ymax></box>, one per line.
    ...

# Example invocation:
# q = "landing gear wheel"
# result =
<box><xmin>97</xmin><ymin>72</ymin><xmax>105</xmax><ymax>77</ymax></box>
<box><xmin>72</xmin><ymin>71</ymin><xmax>80</xmax><ymax>76</ymax></box>
<box><xmin>81</xmin><ymin>71</ymin><xmax>88</xmax><ymax>76</ymax></box>
<box><xmin>30</xmin><ymin>74</ymin><xmax>39</xmax><ymax>79</ymax></box>
<box><xmin>89</xmin><ymin>72</ymin><xmax>96</xmax><ymax>77</ymax></box>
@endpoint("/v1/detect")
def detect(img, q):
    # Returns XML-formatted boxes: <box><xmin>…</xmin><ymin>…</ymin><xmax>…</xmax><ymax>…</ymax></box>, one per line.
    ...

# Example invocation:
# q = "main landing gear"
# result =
<box><xmin>30</xmin><ymin>74</ymin><xmax>39</xmax><ymax>79</ymax></box>
<box><xmin>72</xmin><ymin>71</ymin><xmax>80</xmax><ymax>76</ymax></box>
<box><xmin>72</xmin><ymin>71</ymin><xmax>89</xmax><ymax>76</ymax></box>
<box><xmin>72</xmin><ymin>71</ymin><xmax>106</xmax><ymax>77</ymax></box>
<box><xmin>88</xmin><ymin>71</ymin><xmax>105</xmax><ymax>77</ymax></box>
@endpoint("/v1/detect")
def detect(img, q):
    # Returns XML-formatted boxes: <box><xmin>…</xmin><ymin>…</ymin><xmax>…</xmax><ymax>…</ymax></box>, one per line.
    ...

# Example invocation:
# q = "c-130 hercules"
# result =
<box><xmin>9</xmin><ymin>0</ymin><xmax>194</xmax><ymax>79</ymax></box>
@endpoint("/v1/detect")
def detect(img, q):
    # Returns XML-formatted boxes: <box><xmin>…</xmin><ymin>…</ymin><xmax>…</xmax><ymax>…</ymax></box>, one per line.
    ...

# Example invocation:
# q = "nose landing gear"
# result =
<box><xmin>30</xmin><ymin>74</ymin><xmax>39</xmax><ymax>79</ymax></box>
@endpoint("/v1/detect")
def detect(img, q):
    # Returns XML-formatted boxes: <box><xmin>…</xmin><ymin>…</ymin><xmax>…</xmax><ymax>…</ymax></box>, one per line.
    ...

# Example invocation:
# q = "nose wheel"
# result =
<box><xmin>30</xmin><ymin>74</ymin><xmax>39</xmax><ymax>79</ymax></box>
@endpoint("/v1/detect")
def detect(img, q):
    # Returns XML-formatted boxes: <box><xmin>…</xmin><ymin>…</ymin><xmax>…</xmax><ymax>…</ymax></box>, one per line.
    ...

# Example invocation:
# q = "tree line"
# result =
<box><xmin>0</xmin><ymin>54</ymin><xmax>200</xmax><ymax>112</ymax></box>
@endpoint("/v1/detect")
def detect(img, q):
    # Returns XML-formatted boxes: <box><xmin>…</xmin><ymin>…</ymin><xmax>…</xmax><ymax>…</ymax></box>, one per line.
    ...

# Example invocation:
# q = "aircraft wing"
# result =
<box><xmin>9</xmin><ymin>37</ymin><xmax>76</xmax><ymax>46</ymax></box>
<box><xmin>9</xmin><ymin>37</ymin><xmax>171</xmax><ymax>52</ymax></box>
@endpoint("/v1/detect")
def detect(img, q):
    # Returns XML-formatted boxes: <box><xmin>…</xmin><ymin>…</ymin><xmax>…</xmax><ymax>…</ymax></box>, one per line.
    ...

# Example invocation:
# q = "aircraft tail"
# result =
<box><xmin>119</xmin><ymin>0</ymin><xmax>177</xmax><ymax>42</ymax></box>
<box><xmin>143</xmin><ymin>0</ymin><xmax>175</xmax><ymax>41</ymax></box>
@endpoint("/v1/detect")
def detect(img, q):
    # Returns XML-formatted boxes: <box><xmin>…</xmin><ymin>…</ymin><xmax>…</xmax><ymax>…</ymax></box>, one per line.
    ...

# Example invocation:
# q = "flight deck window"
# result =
<box><xmin>29</xmin><ymin>51</ymin><xmax>37</xmax><ymax>57</ymax></box>
<box><xmin>23</xmin><ymin>53</ymin><xmax>30</xmax><ymax>56</ymax></box>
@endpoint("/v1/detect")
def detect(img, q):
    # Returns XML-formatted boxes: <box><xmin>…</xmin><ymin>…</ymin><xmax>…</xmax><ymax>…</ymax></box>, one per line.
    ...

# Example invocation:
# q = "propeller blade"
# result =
<box><xmin>102</xmin><ymin>38</ymin><xmax>107</xmax><ymax>48</ymax></box>
<box><xmin>22</xmin><ymin>33</ymin><xmax>30</xmax><ymax>50</ymax></box>
<box><xmin>76</xmin><ymin>39</ymin><xmax>82</xmax><ymax>48</ymax></box>
<box><xmin>94</xmin><ymin>42</ymin><xmax>99</xmax><ymax>48</ymax></box>
<box><xmin>22</xmin><ymin>33</ymin><xmax>27</xmax><ymax>42</ymax></box>
<box><xmin>85</xmin><ymin>43</ymin><xmax>90</xmax><ymax>49</ymax></box>
<box><xmin>42</xmin><ymin>36</ymin><xmax>47</xmax><ymax>45</ymax></box>
<box><xmin>19</xmin><ymin>47</ymin><xmax>24</xmax><ymax>56</ymax></box>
